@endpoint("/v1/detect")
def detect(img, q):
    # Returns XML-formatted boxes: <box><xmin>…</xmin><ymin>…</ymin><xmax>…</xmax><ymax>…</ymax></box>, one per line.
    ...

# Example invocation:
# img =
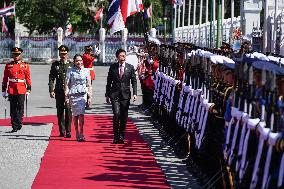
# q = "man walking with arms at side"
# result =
<box><xmin>2</xmin><ymin>47</ymin><xmax>31</xmax><ymax>132</ymax></box>
<box><xmin>49</xmin><ymin>45</ymin><xmax>73</xmax><ymax>138</ymax></box>
<box><xmin>105</xmin><ymin>49</ymin><xmax>137</xmax><ymax>144</ymax></box>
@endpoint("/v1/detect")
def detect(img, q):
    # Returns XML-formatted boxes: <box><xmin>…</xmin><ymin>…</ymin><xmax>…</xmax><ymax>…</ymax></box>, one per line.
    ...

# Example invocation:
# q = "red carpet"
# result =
<box><xmin>0</xmin><ymin>115</ymin><xmax>170</xmax><ymax>189</ymax></box>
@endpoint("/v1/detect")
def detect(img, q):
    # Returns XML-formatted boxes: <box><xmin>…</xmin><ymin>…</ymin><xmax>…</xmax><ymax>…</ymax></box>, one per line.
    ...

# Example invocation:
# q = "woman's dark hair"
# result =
<box><xmin>116</xmin><ymin>49</ymin><xmax>126</xmax><ymax>58</ymax></box>
<box><xmin>73</xmin><ymin>54</ymin><xmax>82</xmax><ymax>62</ymax></box>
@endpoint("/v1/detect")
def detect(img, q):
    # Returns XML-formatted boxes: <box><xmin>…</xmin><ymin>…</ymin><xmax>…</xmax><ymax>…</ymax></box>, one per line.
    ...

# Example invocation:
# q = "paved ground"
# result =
<box><xmin>0</xmin><ymin>65</ymin><xmax>200</xmax><ymax>189</ymax></box>
<box><xmin>0</xmin><ymin>124</ymin><xmax>52</xmax><ymax>189</ymax></box>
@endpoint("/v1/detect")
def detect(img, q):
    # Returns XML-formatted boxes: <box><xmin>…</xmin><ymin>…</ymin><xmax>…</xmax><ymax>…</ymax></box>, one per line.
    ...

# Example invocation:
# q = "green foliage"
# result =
<box><xmin>15</xmin><ymin>0</ymin><xmax>102</xmax><ymax>35</ymax></box>
<box><xmin>10</xmin><ymin>0</ymin><xmax>241</xmax><ymax>35</ymax></box>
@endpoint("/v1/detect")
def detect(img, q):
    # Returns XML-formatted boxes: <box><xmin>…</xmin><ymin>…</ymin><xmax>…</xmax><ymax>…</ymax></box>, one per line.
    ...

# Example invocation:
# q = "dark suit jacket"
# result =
<box><xmin>105</xmin><ymin>62</ymin><xmax>137</xmax><ymax>100</ymax></box>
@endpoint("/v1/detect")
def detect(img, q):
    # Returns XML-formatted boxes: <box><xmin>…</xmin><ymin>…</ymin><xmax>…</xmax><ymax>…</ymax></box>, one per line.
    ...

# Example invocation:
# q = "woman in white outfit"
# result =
<box><xmin>65</xmin><ymin>54</ymin><xmax>92</xmax><ymax>141</ymax></box>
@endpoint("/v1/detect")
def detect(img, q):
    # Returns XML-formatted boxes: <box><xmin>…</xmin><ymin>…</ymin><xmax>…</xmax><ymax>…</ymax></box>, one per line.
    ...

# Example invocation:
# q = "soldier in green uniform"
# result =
<box><xmin>49</xmin><ymin>45</ymin><xmax>73</xmax><ymax>137</ymax></box>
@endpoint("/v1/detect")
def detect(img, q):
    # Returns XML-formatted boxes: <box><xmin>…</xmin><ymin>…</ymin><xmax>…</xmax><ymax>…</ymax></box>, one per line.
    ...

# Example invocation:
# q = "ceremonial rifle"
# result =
<box><xmin>267</xmin><ymin>72</ymin><xmax>277</xmax><ymax>131</ymax></box>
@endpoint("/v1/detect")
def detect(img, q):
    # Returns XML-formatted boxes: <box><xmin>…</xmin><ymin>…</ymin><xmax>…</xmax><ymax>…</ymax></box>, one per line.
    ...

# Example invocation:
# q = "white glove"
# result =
<box><xmin>26</xmin><ymin>92</ymin><xmax>30</xmax><ymax>99</ymax></box>
<box><xmin>2</xmin><ymin>92</ymin><xmax>8</xmax><ymax>98</ymax></box>
<box><xmin>94</xmin><ymin>47</ymin><xmax>101</xmax><ymax>55</ymax></box>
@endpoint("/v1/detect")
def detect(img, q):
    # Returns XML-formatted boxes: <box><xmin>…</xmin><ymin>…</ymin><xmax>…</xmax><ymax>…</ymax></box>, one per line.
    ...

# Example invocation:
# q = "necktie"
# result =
<box><xmin>120</xmin><ymin>65</ymin><xmax>124</xmax><ymax>78</ymax></box>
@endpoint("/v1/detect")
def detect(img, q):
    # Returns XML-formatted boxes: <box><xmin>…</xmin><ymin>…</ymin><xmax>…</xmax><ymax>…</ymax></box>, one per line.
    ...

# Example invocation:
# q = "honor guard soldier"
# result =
<box><xmin>82</xmin><ymin>45</ymin><xmax>98</xmax><ymax>109</ymax></box>
<box><xmin>49</xmin><ymin>45</ymin><xmax>73</xmax><ymax>137</ymax></box>
<box><xmin>2</xmin><ymin>47</ymin><xmax>31</xmax><ymax>132</ymax></box>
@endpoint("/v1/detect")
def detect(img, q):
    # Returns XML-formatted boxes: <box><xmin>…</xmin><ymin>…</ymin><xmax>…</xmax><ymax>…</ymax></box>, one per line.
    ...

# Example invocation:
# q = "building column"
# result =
<box><xmin>99</xmin><ymin>27</ymin><xmax>106</xmax><ymax>63</ymax></box>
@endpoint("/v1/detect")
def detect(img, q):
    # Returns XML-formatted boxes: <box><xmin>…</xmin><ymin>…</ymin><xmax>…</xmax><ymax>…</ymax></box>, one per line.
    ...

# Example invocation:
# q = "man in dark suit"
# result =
<box><xmin>105</xmin><ymin>49</ymin><xmax>137</xmax><ymax>144</ymax></box>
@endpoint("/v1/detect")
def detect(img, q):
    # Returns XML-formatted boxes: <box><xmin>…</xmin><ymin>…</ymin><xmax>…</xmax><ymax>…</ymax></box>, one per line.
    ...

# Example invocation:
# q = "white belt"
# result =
<box><xmin>262</xmin><ymin>132</ymin><xmax>280</xmax><ymax>189</ymax></box>
<box><xmin>9</xmin><ymin>78</ymin><xmax>25</xmax><ymax>82</ymax></box>
<box><xmin>87</xmin><ymin>67</ymin><xmax>94</xmax><ymax>70</ymax></box>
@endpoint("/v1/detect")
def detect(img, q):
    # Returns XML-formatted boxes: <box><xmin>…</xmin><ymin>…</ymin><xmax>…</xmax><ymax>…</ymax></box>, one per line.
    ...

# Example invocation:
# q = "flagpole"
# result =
<box><xmin>263</xmin><ymin>0</ymin><xmax>268</xmax><ymax>53</ymax></box>
<box><xmin>205</xmin><ymin>0</ymin><xmax>208</xmax><ymax>47</ymax></box>
<box><xmin>193</xmin><ymin>0</ymin><xmax>196</xmax><ymax>44</ymax></box>
<box><xmin>216</xmin><ymin>0</ymin><xmax>221</xmax><ymax>48</ymax></box>
<box><xmin>221</xmin><ymin>0</ymin><xmax>224</xmax><ymax>43</ymax></box>
<box><xmin>230</xmin><ymin>0</ymin><xmax>234</xmax><ymax>45</ymax></box>
<box><xmin>210</xmin><ymin>0</ymin><xmax>213</xmax><ymax>48</ymax></box>
<box><xmin>182</xmin><ymin>0</ymin><xmax>185</xmax><ymax>40</ymax></box>
<box><xmin>173</xmin><ymin>4</ymin><xmax>177</xmax><ymax>43</ymax></box>
<box><xmin>177</xmin><ymin>5</ymin><xmax>181</xmax><ymax>28</ymax></box>
<box><xmin>14</xmin><ymin>2</ymin><xmax>16</xmax><ymax>31</ymax></box>
<box><xmin>150</xmin><ymin>4</ymin><xmax>153</xmax><ymax>29</ymax></box>
<box><xmin>188</xmin><ymin>0</ymin><xmax>191</xmax><ymax>42</ymax></box>
<box><xmin>198</xmin><ymin>0</ymin><xmax>203</xmax><ymax>46</ymax></box>
<box><xmin>2</xmin><ymin>1</ymin><xmax>6</xmax><ymax>34</ymax></box>
<box><xmin>14</xmin><ymin>2</ymin><xmax>19</xmax><ymax>47</ymax></box>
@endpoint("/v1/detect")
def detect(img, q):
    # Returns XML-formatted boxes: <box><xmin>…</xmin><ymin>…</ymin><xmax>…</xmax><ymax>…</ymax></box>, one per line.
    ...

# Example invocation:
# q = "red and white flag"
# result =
<box><xmin>93</xmin><ymin>7</ymin><xmax>104</xmax><ymax>22</ymax></box>
<box><xmin>143</xmin><ymin>4</ymin><xmax>152</xmax><ymax>19</ymax></box>
<box><xmin>0</xmin><ymin>5</ymin><xmax>15</xmax><ymax>16</ymax></box>
<box><xmin>2</xmin><ymin>16</ymin><xmax>8</xmax><ymax>33</ymax></box>
<box><xmin>107</xmin><ymin>0</ymin><xmax>144</xmax><ymax>35</ymax></box>
<box><xmin>65</xmin><ymin>22</ymin><xmax>72</xmax><ymax>36</ymax></box>
<box><xmin>127</xmin><ymin>0</ymin><xmax>143</xmax><ymax>16</ymax></box>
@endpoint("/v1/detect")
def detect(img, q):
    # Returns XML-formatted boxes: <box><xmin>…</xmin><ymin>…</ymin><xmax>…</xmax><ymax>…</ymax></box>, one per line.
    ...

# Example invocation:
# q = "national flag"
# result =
<box><xmin>143</xmin><ymin>4</ymin><xmax>152</xmax><ymax>19</ymax></box>
<box><xmin>0</xmin><ymin>5</ymin><xmax>16</xmax><ymax>17</ymax></box>
<box><xmin>107</xmin><ymin>0</ymin><xmax>124</xmax><ymax>34</ymax></box>
<box><xmin>1</xmin><ymin>16</ymin><xmax>8</xmax><ymax>33</ymax></box>
<box><xmin>128</xmin><ymin>0</ymin><xmax>143</xmax><ymax>16</ymax></box>
<box><xmin>107</xmin><ymin>0</ymin><xmax>144</xmax><ymax>34</ymax></box>
<box><xmin>93</xmin><ymin>7</ymin><xmax>104</xmax><ymax>22</ymax></box>
<box><xmin>65</xmin><ymin>22</ymin><xmax>72</xmax><ymax>36</ymax></box>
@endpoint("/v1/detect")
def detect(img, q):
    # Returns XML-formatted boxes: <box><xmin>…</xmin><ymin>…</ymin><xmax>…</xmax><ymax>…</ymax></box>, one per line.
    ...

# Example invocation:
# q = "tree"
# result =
<box><xmin>5</xmin><ymin>0</ymin><xmax>242</xmax><ymax>35</ymax></box>
<box><xmin>15</xmin><ymin>0</ymin><xmax>101</xmax><ymax>35</ymax></box>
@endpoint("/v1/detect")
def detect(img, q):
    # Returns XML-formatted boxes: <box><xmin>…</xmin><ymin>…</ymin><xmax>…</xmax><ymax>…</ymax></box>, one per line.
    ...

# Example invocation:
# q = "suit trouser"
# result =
<box><xmin>56</xmin><ymin>94</ymin><xmax>72</xmax><ymax>134</ymax></box>
<box><xmin>9</xmin><ymin>94</ymin><xmax>25</xmax><ymax>130</ymax></box>
<box><xmin>111</xmin><ymin>97</ymin><xmax>130</xmax><ymax>138</ymax></box>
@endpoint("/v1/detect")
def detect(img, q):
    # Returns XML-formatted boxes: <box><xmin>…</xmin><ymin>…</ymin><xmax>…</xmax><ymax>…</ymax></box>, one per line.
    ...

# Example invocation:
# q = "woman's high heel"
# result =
<box><xmin>76</xmin><ymin>134</ymin><xmax>80</xmax><ymax>141</ymax></box>
<box><xmin>79</xmin><ymin>134</ymin><xmax>86</xmax><ymax>142</ymax></box>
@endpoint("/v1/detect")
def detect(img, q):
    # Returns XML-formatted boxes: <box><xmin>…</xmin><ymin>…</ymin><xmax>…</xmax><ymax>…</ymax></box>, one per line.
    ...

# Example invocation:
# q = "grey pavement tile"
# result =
<box><xmin>0</xmin><ymin>124</ymin><xmax>52</xmax><ymax>189</ymax></box>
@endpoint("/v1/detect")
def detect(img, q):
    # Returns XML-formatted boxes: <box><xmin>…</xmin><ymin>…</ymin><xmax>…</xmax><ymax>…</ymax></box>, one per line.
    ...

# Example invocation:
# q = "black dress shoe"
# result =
<box><xmin>118</xmin><ymin>135</ymin><xmax>124</xmax><ymax>143</ymax></box>
<box><xmin>65</xmin><ymin>132</ymin><xmax>71</xmax><ymax>138</ymax></box>
<box><xmin>11</xmin><ymin>128</ymin><xmax>18</xmax><ymax>133</ymax></box>
<box><xmin>59</xmin><ymin>133</ymin><xmax>64</xmax><ymax>137</ymax></box>
<box><xmin>113</xmin><ymin>138</ymin><xmax>119</xmax><ymax>144</ymax></box>
<box><xmin>118</xmin><ymin>139</ymin><xmax>124</xmax><ymax>144</ymax></box>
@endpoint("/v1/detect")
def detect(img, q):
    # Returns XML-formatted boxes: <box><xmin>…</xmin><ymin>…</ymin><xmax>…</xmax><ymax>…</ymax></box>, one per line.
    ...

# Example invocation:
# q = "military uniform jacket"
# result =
<box><xmin>82</xmin><ymin>53</ymin><xmax>96</xmax><ymax>80</ymax></box>
<box><xmin>49</xmin><ymin>60</ymin><xmax>73</xmax><ymax>94</ymax></box>
<box><xmin>2</xmin><ymin>61</ymin><xmax>31</xmax><ymax>95</ymax></box>
<box><xmin>105</xmin><ymin>62</ymin><xmax>137</xmax><ymax>100</ymax></box>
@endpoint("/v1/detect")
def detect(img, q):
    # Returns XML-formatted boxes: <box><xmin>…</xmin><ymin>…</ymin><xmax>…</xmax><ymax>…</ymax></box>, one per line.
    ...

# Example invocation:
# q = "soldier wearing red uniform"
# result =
<box><xmin>83</xmin><ymin>45</ymin><xmax>96</xmax><ymax>81</ymax></box>
<box><xmin>2</xmin><ymin>47</ymin><xmax>31</xmax><ymax>132</ymax></box>
<box><xmin>82</xmin><ymin>45</ymin><xmax>97</xmax><ymax>109</ymax></box>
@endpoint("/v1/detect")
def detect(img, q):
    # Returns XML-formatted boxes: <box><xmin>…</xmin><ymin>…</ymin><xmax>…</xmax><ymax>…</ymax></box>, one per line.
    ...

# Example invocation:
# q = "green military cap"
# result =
<box><xmin>11</xmin><ymin>47</ymin><xmax>23</xmax><ymax>55</ymax></box>
<box><xmin>58</xmin><ymin>45</ymin><xmax>69</xmax><ymax>54</ymax></box>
